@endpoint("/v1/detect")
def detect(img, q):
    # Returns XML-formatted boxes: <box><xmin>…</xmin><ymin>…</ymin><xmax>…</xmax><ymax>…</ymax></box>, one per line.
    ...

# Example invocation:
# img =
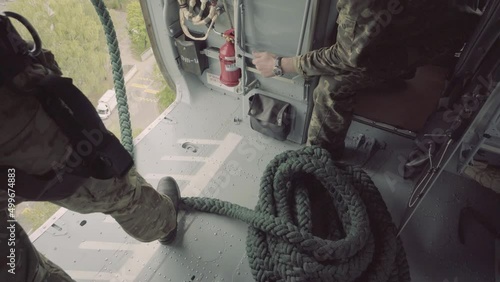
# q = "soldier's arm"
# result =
<box><xmin>253</xmin><ymin>13</ymin><xmax>362</xmax><ymax>79</ymax></box>
<box><xmin>266</xmin><ymin>0</ymin><xmax>407</xmax><ymax>78</ymax></box>
<box><xmin>252</xmin><ymin>45</ymin><xmax>352</xmax><ymax>79</ymax></box>
<box><xmin>251</xmin><ymin>52</ymin><xmax>298</xmax><ymax>78</ymax></box>
<box><xmin>291</xmin><ymin>43</ymin><xmax>356</xmax><ymax>78</ymax></box>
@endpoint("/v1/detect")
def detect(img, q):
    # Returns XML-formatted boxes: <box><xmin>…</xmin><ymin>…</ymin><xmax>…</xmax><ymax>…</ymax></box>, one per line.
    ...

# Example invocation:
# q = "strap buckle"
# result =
<box><xmin>0</xmin><ymin>11</ymin><xmax>42</xmax><ymax>86</ymax></box>
<box><xmin>0</xmin><ymin>11</ymin><xmax>41</xmax><ymax>56</ymax></box>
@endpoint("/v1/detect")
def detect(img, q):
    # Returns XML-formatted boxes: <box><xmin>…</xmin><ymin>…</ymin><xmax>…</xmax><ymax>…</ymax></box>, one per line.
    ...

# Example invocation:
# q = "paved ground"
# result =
<box><xmin>103</xmin><ymin>10</ymin><xmax>163</xmax><ymax>136</ymax></box>
<box><xmin>102</xmin><ymin>54</ymin><xmax>163</xmax><ymax>137</ymax></box>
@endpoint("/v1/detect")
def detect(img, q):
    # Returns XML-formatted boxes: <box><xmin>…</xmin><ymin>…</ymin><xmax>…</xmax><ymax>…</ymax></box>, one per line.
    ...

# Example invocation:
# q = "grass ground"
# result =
<box><xmin>104</xmin><ymin>0</ymin><xmax>134</xmax><ymax>11</ymax></box>
<box><xmin>106</xmin><ymin>123</ymin><xmax>144</xmax><ymax>139</ymax></box>
<box><xmin>17</xmin><ymin>202</ymin><xmax>61</xmax><ymax>235</ymax></box>
<box><xmin>157</xmin><ymin>86</ymin><xmax>176</xmax><ymax>112</ymax></box>
<box><xmin>153</xmin><ymin>62</ymin><xmax>176</xmax><ymax>112</ymax></box>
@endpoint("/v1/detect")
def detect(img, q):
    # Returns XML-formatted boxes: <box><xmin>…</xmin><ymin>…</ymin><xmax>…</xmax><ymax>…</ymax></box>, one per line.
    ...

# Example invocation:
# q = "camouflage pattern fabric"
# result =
<box><xmin>294</xmin><ymin>0</ymin><xmax>478</xmax><ymax>155</ymax></box>
<box><xmin>0</xmin><ymin>169</ymin><xmax>176</xmax><ymax>282</ymax></box>
<box><xmin>0</xmin><ymin>52</ymin><xmax>176</xmax><ymax>281</ymax></box>
<box><xmin>0</xmin><ymin>64</ymin><xmax>72</xmax><ymax>176</ymax></box>
<box><xmin>52</xmin><ymin>168</ymin><xmax>177</xmax><ymax>244</ymax></box>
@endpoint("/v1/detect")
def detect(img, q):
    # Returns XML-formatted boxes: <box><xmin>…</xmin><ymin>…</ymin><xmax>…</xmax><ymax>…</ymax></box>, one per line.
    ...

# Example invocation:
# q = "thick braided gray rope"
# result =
<box><xmin>181</xmin><ymin>146</ymin><xmax>410</xmax><ymax>281</ymax></box>
<box><xmin>91</xmin><ymin>0</ymin><xmax>134</xmax><ymax>154</ymax></box>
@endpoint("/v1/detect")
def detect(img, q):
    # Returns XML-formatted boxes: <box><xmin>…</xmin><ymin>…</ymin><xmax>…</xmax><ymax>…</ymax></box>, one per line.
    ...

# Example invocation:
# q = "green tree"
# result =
<box><xmin>7</xmin><ymin>0</ymin><xmax>113</xmax><ymax>104</ymax></box>
<box><xmin>126</xmin><ymin>1</ymin><xmax>150</xmax><ymax>56</ymax></box>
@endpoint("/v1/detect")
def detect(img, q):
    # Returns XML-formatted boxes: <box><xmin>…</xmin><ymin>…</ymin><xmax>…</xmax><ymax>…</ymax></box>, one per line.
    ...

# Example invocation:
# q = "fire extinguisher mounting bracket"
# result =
<box><xmin>174</xmin><ymin>34</ymin><xmax>209</xmax><ymax>76</ymax></box>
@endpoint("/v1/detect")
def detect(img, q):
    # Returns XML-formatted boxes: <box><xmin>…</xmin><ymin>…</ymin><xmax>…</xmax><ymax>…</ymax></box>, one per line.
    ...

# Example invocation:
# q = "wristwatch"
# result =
<box><xmin>273</xmin><ymin>57</ymin><xmax>283</xmax><ymax>77</ymax></box>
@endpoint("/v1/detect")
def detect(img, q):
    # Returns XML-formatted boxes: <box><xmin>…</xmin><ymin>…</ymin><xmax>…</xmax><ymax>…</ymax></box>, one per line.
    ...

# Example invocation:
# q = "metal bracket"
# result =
<box><xmin>244</xmin><ymin>79</ymin><xmax>260</xmax><ymax>93</ymax></box>
<box><xmin>202</xmin><ymin>47</ymin><xmax>220</xmax><ymax>59</ymax></box>
<box><xmin>344</xmin><ymin>133</ymin><xmax>378</xmax><ymax>166</ymax></box>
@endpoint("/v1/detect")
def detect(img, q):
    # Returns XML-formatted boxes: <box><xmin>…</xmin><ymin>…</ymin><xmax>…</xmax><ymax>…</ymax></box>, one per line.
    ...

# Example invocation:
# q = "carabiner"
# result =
<box><xmin>2</xmin><ymin>11</ymin><xmax>42</xmax><ymax>56</ymax></box>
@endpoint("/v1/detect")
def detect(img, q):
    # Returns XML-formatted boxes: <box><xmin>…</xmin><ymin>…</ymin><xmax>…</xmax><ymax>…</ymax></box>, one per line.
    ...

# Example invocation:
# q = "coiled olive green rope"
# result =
<box><xmin>181</xmin><ymin>147</ymin><xmax>411</xmax><ymax>281</ymax></box>
<box><xmin>89</xmin><ymin>1</ymin><xmax>409</xmax><ymax>280</ymax></box>
<box><xmin>91</xmin><ymin>0</ymin><xmax>134</xmax><ymax>155</ymax></box>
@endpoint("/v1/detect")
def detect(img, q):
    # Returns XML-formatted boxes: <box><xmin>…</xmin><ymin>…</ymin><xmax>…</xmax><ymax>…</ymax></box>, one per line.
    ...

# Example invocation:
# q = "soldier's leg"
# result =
<box><xmin>307</xmin><ymin>74</ymin><xmax>384</xmax><ymax>157</ymax></box>
<box><xmin>0</xmin><ymin>191</ymin><xmax>74</xmax><ymax>282</ymax></box>
<box><xmin>52</xmin><ymin>168</ymin><xmax>176</xmax><ymax>242</ymax></box>
<box><xmin>307</xmin><ymin>0</ymin><xmax>476</xmax><ymax>156</ymax></box>
<box><xmin>306</xmin><ymin>0</ymin><xmax>411</xmax><ymax>156</ymax></box>
<box><xmin>307</xmin><ymin>76</ymin><xmax>352</xmax><ymax>157</ymax></box>
<box><xmin>0</xmin><ymin>49</ymin><xmax>176</xmax><ymax>279</ymax></box>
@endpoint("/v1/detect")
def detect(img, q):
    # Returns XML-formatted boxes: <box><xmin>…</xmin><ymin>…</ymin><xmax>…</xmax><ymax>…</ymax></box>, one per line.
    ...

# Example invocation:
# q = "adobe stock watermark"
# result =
<box><xmin>49</xmin><ymin>121</ymin><xmax>110</xmax><ymax>185</ymax></box>
<box><xmin>199</xmin><ymin>133</ymin><xmax>274</xmax><ymax>199</ymax></box>
<box><xmin>351</xmin><ymin>0</ymin><xmax>404</xmax><ymax>52</ymax></box>
<box><xmin>6</xmin><ymin>168</ymin><xmax>17</xmax><ymax>275</ymax></box>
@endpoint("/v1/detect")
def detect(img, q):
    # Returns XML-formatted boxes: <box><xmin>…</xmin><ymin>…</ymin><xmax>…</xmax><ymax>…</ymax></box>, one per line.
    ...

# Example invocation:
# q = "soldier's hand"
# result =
<box><xmin>252</xmin><ymin>51</ymin><xmax>276</xmax><ymax>78</ymax></box>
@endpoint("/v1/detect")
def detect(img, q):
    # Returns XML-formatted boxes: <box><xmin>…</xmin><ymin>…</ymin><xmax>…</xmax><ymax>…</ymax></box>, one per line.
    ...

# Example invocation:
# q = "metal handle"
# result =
<box><xmin>2</xmin><ymin>11</ymin><xmax>42</xmax><ymax>56</ymax></box>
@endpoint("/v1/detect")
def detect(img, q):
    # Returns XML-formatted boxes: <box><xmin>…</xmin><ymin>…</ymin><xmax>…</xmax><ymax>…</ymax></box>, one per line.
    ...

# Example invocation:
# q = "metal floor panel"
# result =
<box><xmin>33</xmin><ymin>85</ymin><xmax>499</xmax><ymax>282</ymax></box>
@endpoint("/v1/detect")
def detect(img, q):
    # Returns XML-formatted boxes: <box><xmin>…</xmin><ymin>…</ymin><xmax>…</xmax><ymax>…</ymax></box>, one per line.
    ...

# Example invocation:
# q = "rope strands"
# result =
<box><xmin>89</xmin><ymin>1</ymin><xmax>409</xmax><ymax>280</ymax></box>
<box><xmin>91</xmin><ymin>0</ymin><xmax>134</xmax><ymax>155</ymax></box>
<box><xmin>181</xmin><ymin>146</ymin><xmax>410</xmax><ymax>281</ymax></box>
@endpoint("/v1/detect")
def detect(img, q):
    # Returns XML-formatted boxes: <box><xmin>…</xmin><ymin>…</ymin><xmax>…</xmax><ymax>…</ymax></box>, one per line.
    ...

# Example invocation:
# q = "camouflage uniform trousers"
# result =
<box><xmin>303</xmin><ymin>0</ymin><xmax>479</xmax><ymax>155</ymax></box>
<box><xmin>0</xmin><ymin>58</ymin><xmax>176</xmax><ymax>281</ymax></box>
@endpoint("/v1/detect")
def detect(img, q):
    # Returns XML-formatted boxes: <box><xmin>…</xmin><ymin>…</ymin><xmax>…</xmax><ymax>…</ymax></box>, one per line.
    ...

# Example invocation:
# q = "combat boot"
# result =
<box><xmin>157</xmin><ymin>177</ymin><xmax>180</xmax><ymax>245</ymax></box>
<box><xmin>305</xmin><ymin>140</ymin><xmax>345</xmax><ymax>160</ymax></box>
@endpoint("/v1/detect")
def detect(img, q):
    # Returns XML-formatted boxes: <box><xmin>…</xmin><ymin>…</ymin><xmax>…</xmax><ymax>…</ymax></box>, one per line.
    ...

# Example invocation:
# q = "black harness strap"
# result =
<box><xmin>1</xmin><ymin>13</ymin><xmax>133</xmax><ymax>201</ymax></box>
<box><xmin>36</xmin><ymin>75</ymin><xmax>134</xmax><ymax>180</ymax></box>
<box><xmin>1</xmin><ymin>76</ymin><xmax>134</xmax><ymax>201</ymax></box>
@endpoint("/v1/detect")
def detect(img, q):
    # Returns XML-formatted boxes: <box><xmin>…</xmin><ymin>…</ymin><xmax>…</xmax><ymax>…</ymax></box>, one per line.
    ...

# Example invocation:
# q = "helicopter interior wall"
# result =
<box><xmin>165</xmin><ymin>0</ymin><xmax>321</xmax><ymax>144</ymax></box>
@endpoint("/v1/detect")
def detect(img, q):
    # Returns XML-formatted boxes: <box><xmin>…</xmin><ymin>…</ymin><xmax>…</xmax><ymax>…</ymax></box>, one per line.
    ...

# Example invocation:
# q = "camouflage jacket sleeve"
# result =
<box><xmin>0</xmin><ymin>60</ymin><xmax>71</xmax><ymax>176</ymax></box>
<box><xmin>291</xmin><ymin>12</ymin><xmax>370</xmax><ymax>78</ymax></box>
<box><xmin>291</xmin><ymin>44</ymin><xmax>360</xmax><ymax>78</ymax></box>
<box><xmin>291</xmin><ymin>0</ymin><xmax>408</xmax><ymax>78</ymax></box>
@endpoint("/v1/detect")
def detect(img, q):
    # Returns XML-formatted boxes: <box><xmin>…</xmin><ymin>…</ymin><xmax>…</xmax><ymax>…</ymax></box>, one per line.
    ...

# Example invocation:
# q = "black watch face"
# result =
<box><xmin>273</xmin><ymin>67</ymin><xmax>283</xmax><ymax>76</ymax></box>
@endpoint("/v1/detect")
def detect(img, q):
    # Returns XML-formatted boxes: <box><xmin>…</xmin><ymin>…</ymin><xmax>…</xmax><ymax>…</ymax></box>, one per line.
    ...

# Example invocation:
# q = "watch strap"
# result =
<box><xmin>275</xmin><ymin>57</ymin><xmax>283</xmax><ymax>68</ymax></box>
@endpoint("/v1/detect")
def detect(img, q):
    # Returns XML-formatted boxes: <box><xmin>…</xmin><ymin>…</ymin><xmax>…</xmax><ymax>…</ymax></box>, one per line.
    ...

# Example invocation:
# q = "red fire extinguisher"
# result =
<box><xmin>219</xmin><ymin>29</ymin><xmax>241</xmax><ymax>87</ymax></box>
